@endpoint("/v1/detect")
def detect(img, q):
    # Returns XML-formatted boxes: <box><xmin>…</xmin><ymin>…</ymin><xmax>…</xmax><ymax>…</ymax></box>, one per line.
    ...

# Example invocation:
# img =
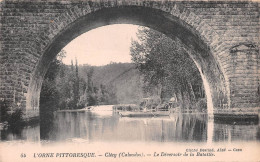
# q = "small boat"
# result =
<box><xmin>119</xmin><ymin>110</ymin><xmax>170</xmax><ymax>117</ymax></box>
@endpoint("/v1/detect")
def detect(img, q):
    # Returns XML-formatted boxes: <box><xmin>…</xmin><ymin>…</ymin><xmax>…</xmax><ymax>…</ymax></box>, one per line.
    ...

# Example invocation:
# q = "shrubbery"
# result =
<box><xmin>113</xmin><ymin>104</ymin><xmax>139</xmax><ymax>111</ymax></box>
<box><xmin>0</xmin><ymin>99</ymin><xmax>24</xmax><ymax>128</ymax></box>
<box><xmin>195</xmin><ymin>98</ymin><xmax>207</xmax><ymax>112</ymax></box>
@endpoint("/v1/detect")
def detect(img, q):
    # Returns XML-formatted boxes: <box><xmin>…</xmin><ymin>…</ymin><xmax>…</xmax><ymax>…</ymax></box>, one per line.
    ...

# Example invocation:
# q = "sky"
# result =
<box><xmin>62</xmin><ymin>24</ymin><xmax>139</xmax><ymax>66</ymax></box>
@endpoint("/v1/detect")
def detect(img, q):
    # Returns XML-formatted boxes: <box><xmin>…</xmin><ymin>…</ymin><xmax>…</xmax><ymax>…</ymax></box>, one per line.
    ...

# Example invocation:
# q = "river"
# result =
<box><xmin>0</xmin><ymin>105</ymin><xmax>259</xmax><ymax>162</ymax></box>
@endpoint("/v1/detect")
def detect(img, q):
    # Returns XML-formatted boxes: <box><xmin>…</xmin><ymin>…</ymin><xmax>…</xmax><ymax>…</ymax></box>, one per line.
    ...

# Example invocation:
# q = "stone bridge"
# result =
<box><xmin>0</xmin><ymin>0</ymin><xmax>259</xmax><ymax>119</ymax></box>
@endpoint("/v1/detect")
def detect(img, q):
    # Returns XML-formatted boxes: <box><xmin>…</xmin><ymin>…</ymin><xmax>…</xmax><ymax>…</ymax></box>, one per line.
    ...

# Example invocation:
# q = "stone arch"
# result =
<box><xmin>25</xmin><ymin>1</ymin><xmax>230</xmax><ymax>116</ymax></box>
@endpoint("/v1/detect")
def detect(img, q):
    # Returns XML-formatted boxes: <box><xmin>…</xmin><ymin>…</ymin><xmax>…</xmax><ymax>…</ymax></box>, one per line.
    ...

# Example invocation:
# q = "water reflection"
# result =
<box><xmin>214</xmin><ymin>122</ymin><xmax>260</xmax><ymax>142</ymax></box>
<box><xmin>43</xmin><ymin>112</ymin><xmax>207</xmax><ymax>142</ymax></box>
<box><xmin>0</xmin><ymin>106</ymin><xmax>259</xmax><ymax>143</ymax></box>
<box><xmin>0</xmin><ymin>125</ymin><xmax>40</xmax><ymax>141</ymax></box>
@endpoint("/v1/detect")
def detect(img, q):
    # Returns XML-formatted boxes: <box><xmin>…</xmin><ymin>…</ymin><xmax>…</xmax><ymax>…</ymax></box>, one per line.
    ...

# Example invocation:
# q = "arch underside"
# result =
<box><xmin>26</xmin><ymin>6</ymin><xmax>228</xmax><ymax>115</ymax></box>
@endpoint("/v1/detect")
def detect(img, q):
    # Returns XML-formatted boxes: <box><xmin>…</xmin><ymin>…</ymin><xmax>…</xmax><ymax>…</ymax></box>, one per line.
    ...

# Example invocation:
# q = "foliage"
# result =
<box><xmin>112</xmin><ymin>104</ymin><xmax>139</xmax><ymax>111</ymax></box>
<box><xmin>41</xmin><ymin>49</ymin><xmax>144</xmax><ymax>110</ymax></box>
<box><xmin>196</xmin><ymin>98</ymin><xmax>207</xmax><ymax>112</ymax></box>
<box><xmin>0</xmin><ymin>99</ymin><xmax>24</xmax><ymax>128</ymax></box>
<box><xmin>130</xmin><ymin>27</ymin><xmax>205</xmax><ymax>109</ymax></box>
<box><xmin>40</xmin><ymin>50</ymin><xmax>65</xmax><ymax>111</ymax></box>
<box><xmin>79</xmin><ymin>63</ymin><xmax>144</xmax><ymax>105</ymax></box>
<box><xmin>40</xmin><ymin>30</ymin><xmax>207</xmax><ymax>111</ymax></box>
<box><xmin>8</xmin><ymin>109</ymin><xmax>24</xmax><ymax>129</ymax></box>
<box><xmin>0</xmin><ymin>99</ymin><xmax>9</xmax><ymax>122</ymax></box>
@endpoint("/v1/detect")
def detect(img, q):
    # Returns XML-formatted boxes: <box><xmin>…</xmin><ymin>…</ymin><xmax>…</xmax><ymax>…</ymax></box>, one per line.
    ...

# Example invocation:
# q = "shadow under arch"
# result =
<box><xmin>26</xmin><ymin>6</ymin><xmax>228</xmax><ymax>115</ymax></box>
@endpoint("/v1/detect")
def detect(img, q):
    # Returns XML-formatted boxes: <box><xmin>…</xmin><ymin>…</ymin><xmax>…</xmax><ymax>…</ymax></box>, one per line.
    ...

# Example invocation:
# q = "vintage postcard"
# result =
<box><xmin>0</xmin><ymin>0</ymin><xmax>259</xmax><ymax>162</ymax></box>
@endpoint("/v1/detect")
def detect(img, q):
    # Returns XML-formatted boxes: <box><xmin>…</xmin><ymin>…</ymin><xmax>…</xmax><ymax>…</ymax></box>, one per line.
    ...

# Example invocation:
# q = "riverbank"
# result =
<box><xmin>57</xmin><ymin>105</ymin><xmax>114</xmax><ymax>113</ymax></box>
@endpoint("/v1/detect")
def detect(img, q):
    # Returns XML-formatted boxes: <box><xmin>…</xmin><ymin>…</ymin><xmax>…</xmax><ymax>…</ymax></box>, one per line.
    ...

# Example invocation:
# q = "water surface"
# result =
<box><xmin>1</xmin><ymin>105</ymin><xmax>259</xmax><ymax>143</ymax></box>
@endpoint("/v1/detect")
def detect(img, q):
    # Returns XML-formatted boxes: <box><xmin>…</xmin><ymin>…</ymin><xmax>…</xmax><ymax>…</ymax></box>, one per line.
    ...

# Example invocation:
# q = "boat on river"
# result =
<box><xmin>119</xmin><ymin>110</ymin><xmax>170</xmax><ymax>117</ymax></box>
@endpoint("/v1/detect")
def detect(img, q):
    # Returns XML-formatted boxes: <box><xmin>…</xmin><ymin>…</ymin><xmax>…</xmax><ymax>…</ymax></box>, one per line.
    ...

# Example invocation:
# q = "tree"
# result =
<box><xmin>73</xmin><ymin>58</ymin><xmax>80</xmax><ymax>108</ymax></box>
<box><xmin>130</xmin><ymin>27</ymin><xmax>204</xmax><ymax>110</ymax></box>
<box><xmin>40</xmin><ymin>50</ymin><xmax>66</xmax><ymax>110</ymax></box>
